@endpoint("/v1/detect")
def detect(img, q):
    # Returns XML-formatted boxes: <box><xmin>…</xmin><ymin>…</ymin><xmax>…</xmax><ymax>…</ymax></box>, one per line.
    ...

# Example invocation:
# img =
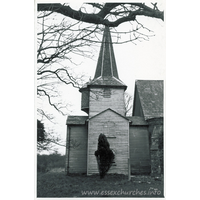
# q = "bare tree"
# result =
<box><xmin>37</xmin><ymin>13</ymin><xmax>96</xmax><ymax>118</ymax></box>
<box><xmin>124</xmin><ymin>92</ymin><xmax>133</xmax><ymax>116</ymax></box>
<box><xmin>38</xmin><ymin>3</ymin><xmax>164</xmax><ymax>26</ymax></box>
<box><xmin>36</xmin><ymin>2</ymin><xmax>164</xmax><ymax>152</ymax></box>
<box><xmin>37</xmin><ymin>120</ymin><xmax>66</xmax><ymax>152</ymax></box>
<box><xmin>37</xmin><ymin>3</ymin><xmax>164</xmax><ymax>116</ymax></box>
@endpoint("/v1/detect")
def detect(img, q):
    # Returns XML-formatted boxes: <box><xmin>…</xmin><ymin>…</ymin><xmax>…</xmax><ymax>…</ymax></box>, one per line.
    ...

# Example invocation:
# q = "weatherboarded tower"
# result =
<box><xmin>66</xmin><ymin>26</ymin><xmax>163</xmax><ymax>176</ymax></box>
<box><xmin>79</xmin><ymin>26</ymin><xmax>127</xmax><ymax>117</ymax></box>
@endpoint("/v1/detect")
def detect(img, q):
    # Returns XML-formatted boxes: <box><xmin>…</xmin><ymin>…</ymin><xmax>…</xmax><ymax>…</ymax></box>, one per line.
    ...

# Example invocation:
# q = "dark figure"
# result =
<box><xmin>94</xmin><ymin>133</ymin><xmax>115</xmax><ymax>178</ymax></box>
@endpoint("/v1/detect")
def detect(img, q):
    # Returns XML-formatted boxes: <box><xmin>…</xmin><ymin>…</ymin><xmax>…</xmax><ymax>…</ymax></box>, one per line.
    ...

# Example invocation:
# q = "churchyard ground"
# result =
<box><xmin>37</xmin><ymin>168</ymin><xmax>164</xmax><ymax>198</ymax></box>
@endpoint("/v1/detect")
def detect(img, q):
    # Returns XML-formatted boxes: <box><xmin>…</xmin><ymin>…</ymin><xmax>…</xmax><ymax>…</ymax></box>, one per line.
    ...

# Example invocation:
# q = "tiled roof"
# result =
<box><xmin>135</xmin><ymin>80</ymin><xmax>163</xmax><ymax>120</ymax></box>
<box><xmin>66</xmin><ymin>116</ymin><xmax>88</xmax><ymax>125</ymax></box>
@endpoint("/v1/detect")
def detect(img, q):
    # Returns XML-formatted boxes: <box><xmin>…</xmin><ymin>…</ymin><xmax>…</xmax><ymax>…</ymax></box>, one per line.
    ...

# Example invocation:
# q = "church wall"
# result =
<box><xmin>66</xmin><ymin>125</ymin><xmax>88</xmax><ymax>174</ymax></box>
<box><xmin>87</xmin><ymin>110</ymin><xmax>129</xmax><ymax>175</ymax></box>
<box><xmin>89</xmin><ymin>88</ymin><xmax>125</xmax><ymax>117</ymax></box>
<box><xmin>147</xmin><ymin>119</ymin><xmax>164</xmax><ymax>176</ymax></box>
<box><xmin>129</xmin><ymin>126</ymin><xmax>151</xmax><ymax>174</ymax></box>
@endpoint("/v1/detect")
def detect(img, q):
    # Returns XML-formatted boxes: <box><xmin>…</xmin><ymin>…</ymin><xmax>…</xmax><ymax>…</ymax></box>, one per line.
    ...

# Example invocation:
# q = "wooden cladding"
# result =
<box><xmin>66</xmin><ymin>125</ymin><xmax>88</xmax><ymax>174</ymax></box>
<box><xmin>88</xmin><ymin>109</ymin><xmax>129</xmax><ymax>175</ymax></box>
<box><xmin>89</xmin><ymin>88</ymin><xmax>125</xmax><ymax>117</ymax></box>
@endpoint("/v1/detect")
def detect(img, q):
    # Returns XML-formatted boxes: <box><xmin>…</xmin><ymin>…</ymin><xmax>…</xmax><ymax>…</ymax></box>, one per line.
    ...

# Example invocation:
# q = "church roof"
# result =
<box><xmin>66</xmin><ymin>113</ymin><xmax>148</xmax><ymax>126</ymax></box>
<box><xmin>134</xmin><ymin>80</ymin><xmax>164</xmax><ymax>120</ymax></box>
<box><xmin>66</xmin><ymin>116</ymin><xmax>88</xmax><ymax>125</ymax></box>
<box><xmin>89</xmin><ymin>108</ymin><xmax>129</xmax><ymax>121</ymax></box>
<box><xmin>88</xmin><ymin>76</ymin><xmax>126</xmax><ymax>87</ymax></box>
<box><xmin>87</xmin><ymin>26</ymin><xmax>127</xmax><ymax>89</ymax></box>
<box><xmin>66</xmin><ymin>110</ymin><xmax>148</xmax><ymax>126</ymax></box>
<box><xmin>127</xmin><ymin>116</ymin><xmax>148</xmax><ymax>125</ymax></box>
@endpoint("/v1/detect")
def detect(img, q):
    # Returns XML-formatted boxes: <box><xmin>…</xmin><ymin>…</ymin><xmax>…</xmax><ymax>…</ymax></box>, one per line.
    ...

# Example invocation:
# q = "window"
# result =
<box><xmin>103</xmin><ymin>88</ymin><xmax>111</xmax><ymax>98</ymax></box>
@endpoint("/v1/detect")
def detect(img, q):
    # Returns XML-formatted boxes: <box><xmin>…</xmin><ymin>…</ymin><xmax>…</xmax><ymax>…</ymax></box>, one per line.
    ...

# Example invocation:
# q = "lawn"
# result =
<box><xmin>37</xmin><ymin>168</ymin><xmax>164</xmax><ymax>198</ymax></box>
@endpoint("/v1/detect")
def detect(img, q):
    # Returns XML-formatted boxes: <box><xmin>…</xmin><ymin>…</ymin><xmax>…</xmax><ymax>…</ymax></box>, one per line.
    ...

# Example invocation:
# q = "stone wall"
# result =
<box><xmin>149</xmin><ymin>123</ymin><xmax>163</xmax><ymax>177</ymax></box>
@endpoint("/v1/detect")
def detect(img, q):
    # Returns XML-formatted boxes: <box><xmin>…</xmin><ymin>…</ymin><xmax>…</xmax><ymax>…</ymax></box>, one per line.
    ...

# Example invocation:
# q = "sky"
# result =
<box><xmin>37</xmin><ymin>2</ymin><xmax>165</xmax><ymax>155</ymax></box>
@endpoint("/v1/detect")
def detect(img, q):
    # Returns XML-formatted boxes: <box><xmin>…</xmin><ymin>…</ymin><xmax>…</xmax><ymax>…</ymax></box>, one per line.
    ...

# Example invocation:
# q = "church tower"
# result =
<box><xmin>79</xmin><ymin>26</ymin><xmax>129</xmax><ymax>175</ymax></box>
<box><xmin>80</xmin><ymin>26</ymin><xmax>127</xmax><ymax>117</ymax></box>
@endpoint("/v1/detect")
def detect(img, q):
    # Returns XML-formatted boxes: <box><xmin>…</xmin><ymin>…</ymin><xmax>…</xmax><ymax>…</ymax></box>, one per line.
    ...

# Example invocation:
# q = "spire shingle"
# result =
<box><xmin>94</xmin><ymin>26</ymin><xmax>119</xmax><ymax>79</ymax></box>
<box><xmin>91</xmin><ymin>26</ymin><xmax>126</xmax><ymax>89</ymax></box>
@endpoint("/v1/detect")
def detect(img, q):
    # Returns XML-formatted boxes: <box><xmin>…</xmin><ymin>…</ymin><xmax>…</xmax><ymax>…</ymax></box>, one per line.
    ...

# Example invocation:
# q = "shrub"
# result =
<box><xmin>94</xmin><ymin>134</ymin><xmax>115</xmax><ymax>178</ymax></box>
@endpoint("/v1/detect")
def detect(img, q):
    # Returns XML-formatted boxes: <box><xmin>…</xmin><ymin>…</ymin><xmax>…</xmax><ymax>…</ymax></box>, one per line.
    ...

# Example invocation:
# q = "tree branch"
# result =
<box><xmin>37</xmin><ymin>68</ymin><xmax>80</xmax><ymax>88</ymax></box>
<box><xmin>37</xmin><ymin>89</ymin><xmax>65</xmax><ymax>115</ymax></box>
<box><xmin>47</xmin><ymin>139</ymin><xmax>66</xmax><ymax>147</ymax></box>
<box><xmin>37</xmin><ymin>3</ymin><xmax>164</xmax><ymax>27</ymax></box>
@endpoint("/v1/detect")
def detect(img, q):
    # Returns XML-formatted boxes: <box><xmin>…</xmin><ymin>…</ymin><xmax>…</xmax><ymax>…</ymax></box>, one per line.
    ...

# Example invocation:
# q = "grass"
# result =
<box><xmin>37</xmin><ymin>169</ymin><xmax>164</xmax><ymax>198</ymax></box>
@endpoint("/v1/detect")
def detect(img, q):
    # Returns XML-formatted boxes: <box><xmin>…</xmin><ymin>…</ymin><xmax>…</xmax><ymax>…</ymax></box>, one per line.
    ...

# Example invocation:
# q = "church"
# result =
<box><xmin>65</xmin><ymin>26</ymin><xmax>163</xmax><ymax>176</ymax></box>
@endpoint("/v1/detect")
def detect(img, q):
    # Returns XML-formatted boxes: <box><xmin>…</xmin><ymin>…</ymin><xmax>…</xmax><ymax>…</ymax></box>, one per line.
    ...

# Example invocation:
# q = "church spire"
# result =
<box><xmin>94</xmin><ymin>26</ymin><xmax>119</xmax><ymax>79</ymax></box>
<box><xmin>90</xmin><ymin>26</ymin><xmax>126</xmax><ymax>89</ymax></box>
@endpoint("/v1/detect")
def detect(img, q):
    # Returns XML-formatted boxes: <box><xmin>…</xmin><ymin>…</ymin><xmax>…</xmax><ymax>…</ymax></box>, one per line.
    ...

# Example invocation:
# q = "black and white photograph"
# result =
<box><xmin>36</xmin><ymin>1</ymin><xmax>165</xmax><ymax>198</ymax></box>
<box><xmin>3</xmin><ymin>1</ymin><xmax>200</xmax><ymax>200</ymax></box>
